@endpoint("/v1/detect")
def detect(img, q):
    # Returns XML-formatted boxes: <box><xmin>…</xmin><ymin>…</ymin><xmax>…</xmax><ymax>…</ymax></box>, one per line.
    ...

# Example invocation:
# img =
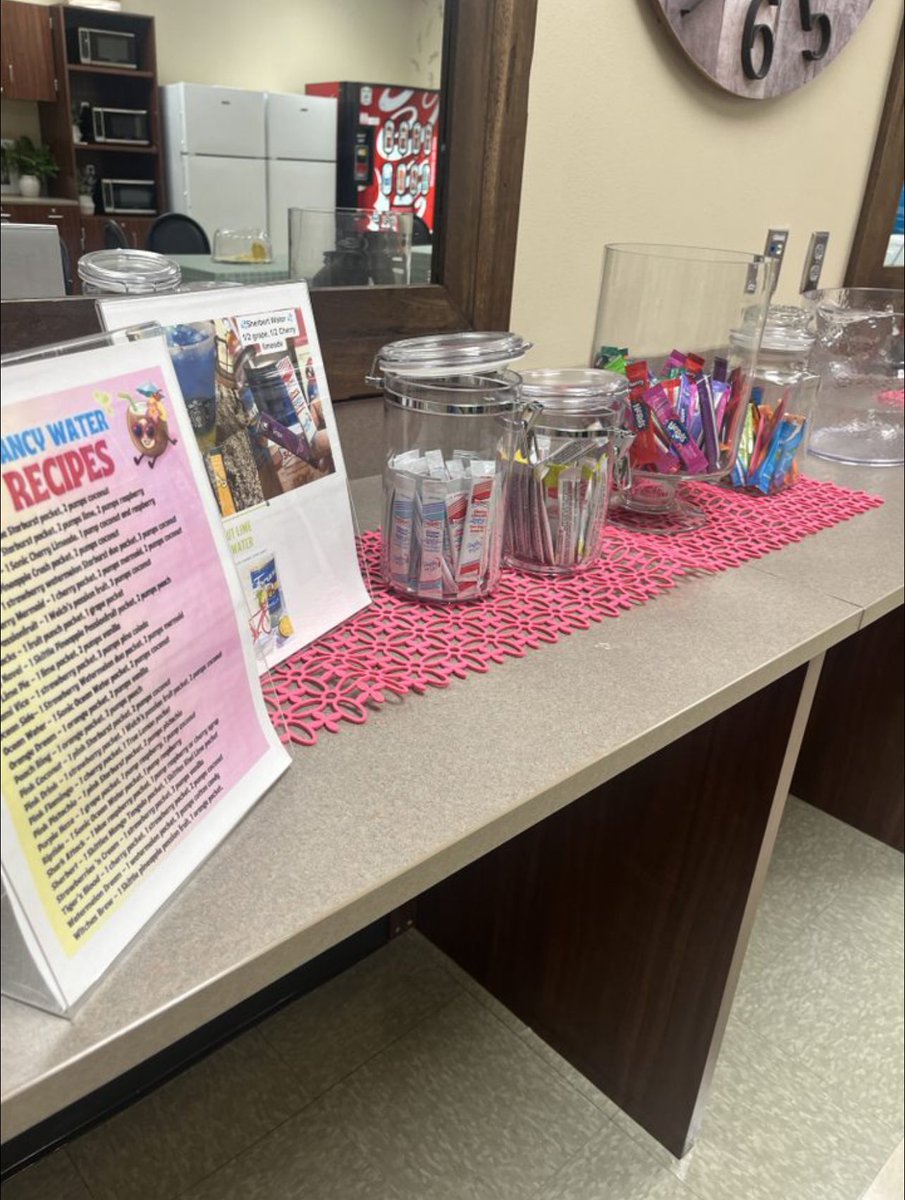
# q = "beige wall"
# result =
<box><xmin>510</xmin><ymin>0</ymin><xmax>903</xmax><ymax>369</ymax></box>
<box><xmin>1</xmin><ymin>0</ymin><xmax>443</xmax><ymax>140</ymax></box>
<box><xmin>124</xmin><ymin>0</ymin><xmax>443</xmax><ymax>90</ymax></box>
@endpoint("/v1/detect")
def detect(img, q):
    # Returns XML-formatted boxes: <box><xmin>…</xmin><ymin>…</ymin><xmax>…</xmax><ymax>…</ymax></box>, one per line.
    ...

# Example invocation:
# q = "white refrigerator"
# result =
<box><xmin>160</xmin><ymin>83</ymin><xmax>269</xmax><ymax>243</ymax></box>
<box><xmin>265</xmin><ymin>92</ymin><xmax>337</xmax><ymax>258</ymax></box>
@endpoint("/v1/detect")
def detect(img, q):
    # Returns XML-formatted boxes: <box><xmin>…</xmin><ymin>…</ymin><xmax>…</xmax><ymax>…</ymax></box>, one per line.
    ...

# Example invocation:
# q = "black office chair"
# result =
<box><xmin>58</xmin><ymin>236</ymin><xmax>73</xmax><ymax>294</ymax></box>
<box><xmin>104</xmin><ymin>219</ymin><xmax>129</xmax><ymax>249</ymax></box>
<box><xmin>147</xmin><ymin>212</ymin><xmax>211</xmax><ymax>255</ymax></box>
<box><xmin>411</xmin><ymin>214</ymin><xmax>432</xmax><ymax>245</ymax></box>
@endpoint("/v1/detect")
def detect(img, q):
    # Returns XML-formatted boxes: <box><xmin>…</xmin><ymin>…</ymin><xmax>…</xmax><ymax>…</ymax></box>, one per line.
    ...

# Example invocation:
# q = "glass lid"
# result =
<box><xmin>77</xmin><ymin>249</ymin><xmax>182</xmax><ymax>294</ymax></box>
<box><xmin>372</xmin><ymin>331</ymin><xmax>532</xmax><ymax>379</ymax></box>
<box><xmin>519</xmin><ymin>368</ymin><xmax>630</xmax><ymax>412</ymax></box>
<box><xmin>732</xmin><ymin>304</ymin><xmax>814</xmax><ymax>353</ymax></box>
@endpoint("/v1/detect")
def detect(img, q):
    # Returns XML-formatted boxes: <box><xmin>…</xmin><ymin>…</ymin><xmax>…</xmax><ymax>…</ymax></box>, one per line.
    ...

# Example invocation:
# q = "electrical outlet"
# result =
<box><xmin>800</xmin><ymin>231</ymin><xmax>830</xmax><ymax>294</ymax></box>
<box><xmin>764</xmin><ymin>227</ymin><xmax>790</xmax><ymax>291</ymax></box>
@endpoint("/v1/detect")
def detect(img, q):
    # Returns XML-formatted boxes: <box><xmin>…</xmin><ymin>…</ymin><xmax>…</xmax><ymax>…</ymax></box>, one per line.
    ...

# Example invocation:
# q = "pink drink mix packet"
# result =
<box><xmin>645</xmin><ymin>384</ymin><xmax>709</xmax><ymax>474</ymax></box>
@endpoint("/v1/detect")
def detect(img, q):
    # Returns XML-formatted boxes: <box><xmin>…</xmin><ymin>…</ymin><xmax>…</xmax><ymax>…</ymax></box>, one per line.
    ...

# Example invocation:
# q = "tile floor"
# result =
<box><xmin>3</xmin><ymin>796</ymin><xmax>903</xmax><ymax>1200</ymax></box>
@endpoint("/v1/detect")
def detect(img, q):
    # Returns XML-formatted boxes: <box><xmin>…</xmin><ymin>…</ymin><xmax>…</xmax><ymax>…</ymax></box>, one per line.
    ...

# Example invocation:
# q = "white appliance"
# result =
<box><xmin>160</xmin><ymin>83</ymin><xmax>268</xmax><ymax>244</ymax></box>
<box><xmin>265</xmin><ymin>92</ymin><xmax>337</xmax><ymax>257</ymax></box>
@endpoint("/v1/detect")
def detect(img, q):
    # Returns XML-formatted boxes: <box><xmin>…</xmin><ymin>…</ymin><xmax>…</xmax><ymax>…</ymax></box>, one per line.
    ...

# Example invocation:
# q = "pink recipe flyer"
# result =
<box><xmin>0</xmin><ymin>337</ymin><xmax>289</xmax><ymax>1014</ymax></box>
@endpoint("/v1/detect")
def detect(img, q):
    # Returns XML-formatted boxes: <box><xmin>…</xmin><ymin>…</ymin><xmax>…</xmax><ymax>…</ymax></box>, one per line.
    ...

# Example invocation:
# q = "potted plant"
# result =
<box><xmin>4</xmin><ymin>136</ymin><xmax>59</xmax><ymax>198</ymax></box>
<box><xmin>78</xmin><ymin>165</ymin><xmax>97</xmax><ymax>215</ymax></box>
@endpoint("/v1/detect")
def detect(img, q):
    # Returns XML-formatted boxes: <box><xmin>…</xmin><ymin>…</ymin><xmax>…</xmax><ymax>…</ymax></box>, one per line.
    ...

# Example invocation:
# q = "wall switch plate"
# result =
<box><xmin>800</xmin><ymin>231</ymin><xmax>830</xmax><ymax>294</ymax></box>
<box><xmin>764</xmin><ymin>227</ymin><xmax>790</xmax><ymax>291</ymax></box>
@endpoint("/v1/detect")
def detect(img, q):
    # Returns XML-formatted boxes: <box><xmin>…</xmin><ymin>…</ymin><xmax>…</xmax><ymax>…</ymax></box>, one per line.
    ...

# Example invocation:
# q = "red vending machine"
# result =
<box><xmin>305</xmin><ymin>82</ymin><xmax>440</xmax><ymax>236</ymax></box>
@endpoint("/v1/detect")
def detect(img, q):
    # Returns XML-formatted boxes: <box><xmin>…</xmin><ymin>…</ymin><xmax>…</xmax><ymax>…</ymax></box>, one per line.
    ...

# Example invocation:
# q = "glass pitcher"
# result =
<box><xmin>804</xmin><ymin>287</ymin><xmax>904</xmax><ymax>467</ymax></box>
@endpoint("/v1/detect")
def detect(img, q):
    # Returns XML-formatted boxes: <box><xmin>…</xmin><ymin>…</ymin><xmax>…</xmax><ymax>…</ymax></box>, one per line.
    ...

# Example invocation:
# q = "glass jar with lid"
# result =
<box><xmin>77</xmin><ymin>249</ymin><xmax>182</xmax><ymax>295</ymax></box>
<box><xmin>503</xmin><ymin>368</ymin><xmax>633</xmax><ymax>575</ymax></box>
<box><xmin>727</xmin><ymin>304</ymin><xmax>820</xmax><ymax>493</ymax></box>
<box><xmin>368</xmin><ymin>331</ymin><xmax>531</xmax><ymax>602</ymax></box>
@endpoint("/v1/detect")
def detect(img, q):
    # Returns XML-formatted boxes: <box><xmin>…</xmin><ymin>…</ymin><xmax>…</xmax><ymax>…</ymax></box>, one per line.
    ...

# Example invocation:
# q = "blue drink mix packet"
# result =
<box><xmin>750</xmin><ymin>416</ymin><xmax>806</xmax><ymax>494</ymax></box>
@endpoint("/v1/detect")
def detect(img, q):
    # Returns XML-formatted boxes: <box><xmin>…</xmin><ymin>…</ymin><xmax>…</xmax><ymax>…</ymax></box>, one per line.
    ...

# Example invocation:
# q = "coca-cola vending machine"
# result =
<box><xmin>305</xmin><ymin>82</ymin><xmax>440</xmax><ymax>237</ymax></box>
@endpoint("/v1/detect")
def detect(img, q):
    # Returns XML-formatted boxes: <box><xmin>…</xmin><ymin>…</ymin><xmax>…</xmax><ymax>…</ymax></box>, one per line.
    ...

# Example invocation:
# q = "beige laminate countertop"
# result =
<box><xmin>1</xmin><ymin>197</ymin><xmax>80</xmax><ymax>208</ymax></box>
<box><xmin>1</xmin><ymin>458</ymin><xmax>902</xmax><ymax>1143</ymax></box>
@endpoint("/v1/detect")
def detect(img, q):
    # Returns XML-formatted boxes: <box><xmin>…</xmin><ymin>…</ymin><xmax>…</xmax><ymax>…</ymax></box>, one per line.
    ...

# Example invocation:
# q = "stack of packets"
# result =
<box><xmin>504</xmin><ymin>436</ymin><xmax>611</xmax><ymax>571</ymax></box>
<box><xmin>595</xmin><ymin>345</ymin><xmax>738</xmax><ymax>480</ymax></box>
<box><xmin>384</xmin><ymin>449</ymin><xmax>501</xmax><ymax>600</ymax></box>
<box><xmin>729</xmin><ymin>385</ymin><xmax>806</xmax><ymax>494</ymax></box>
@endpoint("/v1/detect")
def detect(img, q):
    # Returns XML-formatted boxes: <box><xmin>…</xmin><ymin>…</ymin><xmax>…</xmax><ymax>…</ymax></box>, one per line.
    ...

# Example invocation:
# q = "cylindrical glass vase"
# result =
<box><xmin>592</xmin><ymin>243</ymin><xmax>774</xmax><ymax>531</ymax></box>
<box><xmin>804</xmin><ymin>288</ymin><xmax>904</xmax><ymax>467</ymax></box>
<box><xmin>370</xmin><ymin>332</ymin><xmax>531</xmax><ymax>602</ymax></box>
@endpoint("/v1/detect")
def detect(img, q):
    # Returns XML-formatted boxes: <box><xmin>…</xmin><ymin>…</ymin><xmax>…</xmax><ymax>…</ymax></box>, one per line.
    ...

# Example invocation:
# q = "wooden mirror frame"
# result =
<box><xmin>0</xmin><ymin>0</ymin><xmax>539</xmax><ymax>401</ymax></box>
<box><xmin>845</xmin><ymin>20</ymin><xmax>904</xmax><ymax>289</ymax></box>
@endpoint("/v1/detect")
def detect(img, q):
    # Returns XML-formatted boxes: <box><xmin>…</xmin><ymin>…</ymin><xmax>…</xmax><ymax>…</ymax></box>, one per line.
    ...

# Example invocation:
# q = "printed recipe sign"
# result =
<box><xmin>0</xmin><ymin>338</ymin><xmax>290</xmax><ymax>1013</ymax></box>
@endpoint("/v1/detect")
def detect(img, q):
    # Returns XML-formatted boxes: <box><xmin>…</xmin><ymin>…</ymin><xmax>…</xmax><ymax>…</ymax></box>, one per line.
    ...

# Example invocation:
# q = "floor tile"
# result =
<box><xmin>183</xmin><ymin>1101</ymin><xmax>404</xmax><ymax>1200</ymax></box>
<box><xmin>0</xmin><ymin>1151</ymin><xmax>91</xmax><ymax>1200</ymax></box>
<box><xmin>861</xmin><ymin>1139</ymin><xmax>904</xmax><ymax>1200</ymax></box>
<box><xmin>808</xmin><ymin>857</ymin><xmax>904</xmax><ymax>971</ymax></box>
<box><xmin>66</xmin><ymin>1027</ymin><xmax>310</xmax><ymax>1200</ymax></box>
<box><xmin>318</xmin><ymin>991</ymin><xmax>607</xmax><ymax>1200</ymax></box>
<box><xmin>680</xmin><ymin>1016</ymin><xmax>896</xmax><ymax>1200</ymax></box>
<box><xmin>259</xmin><ymin>930</ymin><xmax>462</xmax><ymax>1098</ymax></box>
<box><xmin>533</xmin><ymin>1118</ymin><xmax>690</xmax><ymax>1200</ymax></box>
<box><xmin>732</xmin><ymin>904</ymin><xmax>904</xmax><ymax>1134</ymax></box>
<box><xmin>751</xmin><ymin>797</ymin><xmax>876</xmax><ymax>934</ymax></box>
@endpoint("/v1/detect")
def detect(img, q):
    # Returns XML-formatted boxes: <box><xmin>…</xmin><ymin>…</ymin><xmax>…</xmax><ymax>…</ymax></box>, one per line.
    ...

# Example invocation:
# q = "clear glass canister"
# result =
<box><xmin>77</xmin><ymin>249</ymin><xmax>182</xmax><ymax>294</ymax></box>
<box><xmin>727</xmin><ymin>305</ymin><xmax>820</xmax><ymax>493</ymax></box>
<box><xmin>370</xmin><ymin>331</ymin><xmax>531</xmax><ymax>602</ymax></box>
<box><xmin>804</xmin><ymin>287</ymin><xmax>904</xmax><ymax>467</ymax></box>
<box><xmin>503</xmin><ymin>368</ymin><xmax>632</xmax><ymax>575</ymax></box>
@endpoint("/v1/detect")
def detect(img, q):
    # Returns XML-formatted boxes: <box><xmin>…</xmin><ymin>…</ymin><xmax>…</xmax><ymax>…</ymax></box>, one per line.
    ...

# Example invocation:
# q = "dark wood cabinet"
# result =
<box><xmin>0</xmin><ymin>0</ymin><xmax>57</xmax><ymax>102</ymax></box>
<box><xmin>80</xmin><ymin>214</ymin><xmax>155</xmax><ymax>253</ymax></box>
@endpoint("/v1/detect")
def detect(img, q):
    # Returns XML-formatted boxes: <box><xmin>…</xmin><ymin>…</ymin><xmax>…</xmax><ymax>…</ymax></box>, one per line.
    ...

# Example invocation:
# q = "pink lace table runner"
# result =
<box><xmin>263</xmin><ymin>477</ymin><xmax>883</xmax><ymax>746</ymax></box>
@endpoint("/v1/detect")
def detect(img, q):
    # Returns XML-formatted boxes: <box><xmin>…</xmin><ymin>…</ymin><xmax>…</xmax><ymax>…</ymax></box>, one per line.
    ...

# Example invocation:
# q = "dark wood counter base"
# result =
<box><xmin>417</xmin><ymin>664</ymin><xmax>810</xmax><ymax>1158</ymax></box>
<box><xmin>793</xmin><ymin>606</ymin><xmax>904</xmax><ymax>852</ymax></box>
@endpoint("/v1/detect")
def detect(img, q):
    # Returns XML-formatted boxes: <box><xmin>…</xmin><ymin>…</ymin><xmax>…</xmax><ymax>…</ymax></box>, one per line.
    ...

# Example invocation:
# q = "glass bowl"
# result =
<box><xmin>591</xmin><ymin>243</ymin><xmax>775</xmax><ymax>532</ymax></box>
<box><xmin>212</xmin><ymin>229</ymin><xmax>273</xmax><ymax>264</ymax></box>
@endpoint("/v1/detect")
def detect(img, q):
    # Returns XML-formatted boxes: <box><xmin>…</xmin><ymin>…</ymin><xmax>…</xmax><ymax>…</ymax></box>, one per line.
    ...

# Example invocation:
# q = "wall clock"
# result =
<box><xmin>653</xmin><ymin>0</ymin><xmax>874</xmax><ymax>98</ymax></box>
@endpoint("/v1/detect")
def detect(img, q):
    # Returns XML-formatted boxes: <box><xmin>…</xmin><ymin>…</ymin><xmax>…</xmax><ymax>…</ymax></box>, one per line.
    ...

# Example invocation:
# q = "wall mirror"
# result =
<box><xmin>0</xmin><ymin>0</ymin><xmax>539</xmax><ymax>400</ymax></box>
<box><xmin>845</xmin><ymin>21</ymin><xmax>904</xmax><ymax>289</ymax></box>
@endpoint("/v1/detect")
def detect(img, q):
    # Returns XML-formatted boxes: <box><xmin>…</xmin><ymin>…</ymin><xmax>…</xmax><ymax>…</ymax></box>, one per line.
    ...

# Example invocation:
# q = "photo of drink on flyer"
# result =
<box><xmin>166</xmin><ymin>308</ymin><xmax>335</xmax><ymax>517</ymax></box>
<box><xmin>97</xmin><ymin>283</ymin><xmax>371</xmax><ymax>676</ymax></box>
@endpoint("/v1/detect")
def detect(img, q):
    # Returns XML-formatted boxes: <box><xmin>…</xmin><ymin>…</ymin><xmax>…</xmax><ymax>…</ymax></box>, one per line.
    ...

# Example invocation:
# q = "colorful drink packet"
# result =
<box><xmin>383</xmin><ymin>451</ymin><xmax>501</xmax><ymax>600</ymax></box>
<box><xmin>730</xmin><ymin>383</ymin><xmax>806</xmax><ymax>494</ymax></box>
<box><xmin>614</xmin><ymin>348</ymin><xmax>753</xmax><ymax>482</ymax></box>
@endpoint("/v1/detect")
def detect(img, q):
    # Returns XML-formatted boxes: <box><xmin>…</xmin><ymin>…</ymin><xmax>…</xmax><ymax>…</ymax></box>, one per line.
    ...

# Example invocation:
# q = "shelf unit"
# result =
<box><xmin>38</xmin><ymin>4</ymin><xmax>165</xmax><ymax>255</ymax></box>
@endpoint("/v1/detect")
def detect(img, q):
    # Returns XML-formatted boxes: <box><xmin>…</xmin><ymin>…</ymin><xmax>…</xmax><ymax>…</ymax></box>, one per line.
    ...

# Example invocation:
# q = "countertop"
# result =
<box><xmin>1</xmin><ymin>457</ymin><xmax>902</xmax><ymax>1143</ymax></box>
<box><xmin>0</xmin><ymin>197</ymin><xmax>80</xmax><ymax>208</ymax></box>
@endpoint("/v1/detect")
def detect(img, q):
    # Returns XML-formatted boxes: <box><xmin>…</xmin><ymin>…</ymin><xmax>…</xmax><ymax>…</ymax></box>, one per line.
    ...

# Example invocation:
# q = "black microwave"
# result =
<box><xmin>77</xmin><ymin>26</ymin><xmax>137</xmax><ymax>69</ymax></box>
<box><xmin>101</xmin><ymin>179</ymin><xmax>156</xmax><ymax>215</ymax></box>
<box><xmin>92</xmin><ymin>108</ymin><xmax>150</xmax><ymax>145</ymax></box>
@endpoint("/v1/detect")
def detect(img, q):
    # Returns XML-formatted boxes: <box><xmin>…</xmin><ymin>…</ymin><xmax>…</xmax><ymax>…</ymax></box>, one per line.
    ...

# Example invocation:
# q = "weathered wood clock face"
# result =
<box><xmin>653</xmin><ymin>0</ymin><xmax>874</xmax><ymax>98</ymax></box>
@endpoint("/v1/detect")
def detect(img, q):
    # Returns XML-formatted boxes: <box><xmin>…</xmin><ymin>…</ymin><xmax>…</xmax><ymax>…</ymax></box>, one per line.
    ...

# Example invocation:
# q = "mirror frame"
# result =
<box><xmin>0</xmin><ymin>0</ymin><xmax>539</xmax><ymax>400</ymax></box>
<box><xmin>845</xmin><ymin>20</ymin><xmax>904</xmax><ymax>289</ymax></box>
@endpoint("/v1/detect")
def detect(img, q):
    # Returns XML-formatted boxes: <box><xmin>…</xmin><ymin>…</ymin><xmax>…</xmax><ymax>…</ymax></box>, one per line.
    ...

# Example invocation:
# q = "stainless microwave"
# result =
<box><xmin>101</xmin><ymin>179</ymin><xmax>156</xmax><ymax>214</ymax></box>
<box><xmin>92</xmin><ymin>108</ymin><xmax>150</xmax><ymax>145</ymax></box>
<box><xmin>77</xmin><ymin>26</ymin><xmax>137</xmax><ymax>69</ymax></box>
